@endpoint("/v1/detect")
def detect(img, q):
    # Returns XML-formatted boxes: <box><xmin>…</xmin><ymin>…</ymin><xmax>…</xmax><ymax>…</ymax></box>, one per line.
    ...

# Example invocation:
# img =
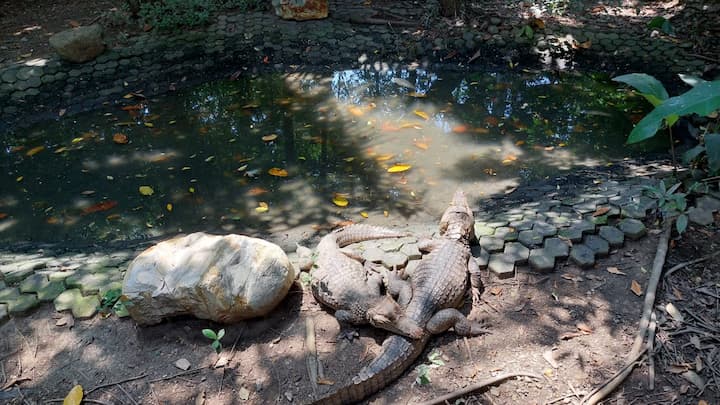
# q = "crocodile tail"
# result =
<box><xmin>332</xmin><ymin>224</ymin><xmax>408</xmax><ymax>248</ymax></box>
<box><xmin>309</xmin><ymin>335</ymin><xmax>429</xmax><ymax>405</ymax></box>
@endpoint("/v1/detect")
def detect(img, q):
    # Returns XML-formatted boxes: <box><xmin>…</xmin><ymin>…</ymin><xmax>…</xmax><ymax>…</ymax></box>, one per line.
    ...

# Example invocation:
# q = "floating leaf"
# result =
<box><xmin>383</xmin><ymin>210</ymin><xmax>389</xmax><ymax>217</ymax></box>
<box><xmin>121</xmin><ymin>104</ymin><xmax>143</xmax><ymax>111</ymax></box>
<box><xmin>112</xmin><ymin>133</ymin><xmax>129</xmax><ymax>144</ymax></box>
<box><xmin>484</xmin><ymin>116</ymin><xmax>499</xmax><ymax>127</ymax></box>
<box><xmin>166</xmin><ymin>203</ymin><xmax>173</xmax><ymax>212</ymax></box>
<box><xmin>16</xmin><ymin>176</ymin><xmax>23</xmax><ymax>182</ymax></box>
<box><xmin>0</xmin><ymin>213</ymin><xmax>8</xmax><ymax>220</ymax></box>
<box><xmin>255</xmin><ymin>202</ymin><xmax>269</xmax><ymax>213</ymax></box>
<box><xmin>414</xmin><ymin>110</ymin><xmax>430</xmax><ymax>120</ymax></box>
<box><xmin>375</xmin><ymin>154</ymin><xmax>395</xmax><ymax>162</ymax></box>
<box><xmin>630</xmin><ymin>280</ymin><xmax>643</xmax><ymax>296</ymax></box>
<box><xmin>452</xmin><ymin>125</ymin><xmax>468</xmax><ymax>133</ymax></box>
<box><xmin>501</xmin><ymin>154</ymin><xmax>518</xmax><ymax>165</ymax></box>
<box><xmin>474</xmin><ymin>127</ymin><xmax>490</xmax><ymax>134</ymax></box>
<box><xmin>63</xmin><ymin>385</ymin><xmax>83</xmax><ymax>405</ymax></box>
<box><xmin>387</xmin><ymin>164</ymin><xmax>412</xmax><ymax>173</ymax></box>
<box><xmin>413</xmin><ymin>140</ymin><xmax>429</xmax><ymax>150</ymax></box>
<box><xmin>515</xmin><ymin>140</ymin><xmax>525</xmax><ymax>146</ymax></box>
<box><xmin>139</xmin><ymin>186</ymin><xmax>154</xmax><ymax>196</ymax></box>
<box><xmin>262</xmin><ymin>134</ymin><xmax>278</xmax><ymax>142</ymax></box>
<box><xmin>247</xmin><ymin>187</ymin><xmax>269</xmax><ymax>196</ymax></box>
<box><xmin>360</xmin><ymin>212</ymin><xmax>369</xmax><ymax>218</ymax></box>
<box><xmin>268</xmin><ymin>168</ymin><xmax>289</xmax><ymax>177</ymax></box>
<box><xmin>332</xmin><ymin>195</ymin><xmax>349</xmax><ymax>207</ymax></box>
<box><xmin>26</xmin><ymin>146</ymin><xmax>45</xmax><ymax>156</ymax></box>
<box><xmin>144</xmin><ymin>122</ymin><xmax>154</xmax><ymax>128</ymax></box>
<box><xmin>348</xmin><ymin>106</ymin><xmax>365</xmax><ymax>117</ymax></box>
<box><xmin>81</xmin><ymin>201</ymin><xmax>118</xmax><ymax>215</ymax></box>
<box><xmin>607</xmin><ymin>266</ymin><xmax>626</xmax><ymax>275</ymax></box>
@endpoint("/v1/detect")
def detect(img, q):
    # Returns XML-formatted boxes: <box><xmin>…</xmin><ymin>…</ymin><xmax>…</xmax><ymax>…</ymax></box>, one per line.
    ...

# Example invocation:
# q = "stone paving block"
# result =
<box><xmin>528</xmin><ymin>249</ymin><xmax>555</xmax><ymax>272</ymax></box>
<box><xmin>474</xmin><ymin>223</ymin><xmax>496</xmax><ymax>237</ymax></box>
<box><xmin>697</xmin><ymin>195</ymin><xmax>720</xmax><ymax>212</ymax></box>
<box><xmin>37</xmin><ymin>281</ymin><xmax>66</xmax><ymax>301</ymax></box>
<box><xmin>488</xmin><ymin>253</ymin><xmax>515</xmax><ymax>279</ymax></box>
<box><xmin>546</xmin><ymin>215</ymin><xmax>572</xmax><ymax>227</ymax></box>
<box><xmin>382</xmin><ymin>252</ymin><xmax>408</xmax><ymax>269</ymax></box>
<box><xmin>508</xmin><ymin>219</ymin><xmax>534</xmax><ymax>231</ymax></box>
<box><xmin>0</xmin><ymin>303</ymin><xmax>7</xmax><ymax>322</ymax></box>
<box><xmin>0</xmin><ymin>258</ymin><xmax>48</xmax><ymax>283</ymax></box>
<box><xmin>99</xmin><ymin>280</ymin><xmax>123</xmax><ymax>296</ymax></box>
<box><xmin>532</xmin><ymin>221</ymin><xmax>557</xmax><ymax>237</ymax></box>
<box><xmin>522</xmin><ymin>214</ymin><xmax>546</xmax><ymax>222</ymax></box>
<box><xmin>573</xmin><ymin>219</ymin><xmax>596</xmax><ymax>234</ymax></box>
<box><xmin>19</xmin><ymin>273</ymin><xmax>50</xmax><ymax>293</ymax></box>
<box><xmin>55</xmin><ymin>288</ymin><xmax>98</xmax><ymax>318</ymax></box>
<box><xmin>49</xmin><ymin>270</ymin><xmax>76</xmax><ymax>282</ymax></box>
<box><xmin>621</xmin><ymin>203</ymin><xmax>647</xmax><ymax>219</ymax></box>
<box><xmin>588</xmin><ymin>214</ymin><xmax>608</xmax><ymax>225</ymax></box>
<box><xmin>504</xmin><ymin>242</ymin><xmax>530</xmax><ymax>265</ymax></box>
<box><xmin>0</xmin><ymin>287</ymin><xmax>20</xmax><ymax>303</ymax></box>
<box><xmin>404</xmin><ymin>260</ymin><xmax>420</xmax><ymax>278</ymax></box>
<box><xmin>479</xmin><ymin>236</ymin><xmax>505</xmax><ymax>253</ymax></box>
<box><xmin>518</xmin><ymin>230</ymin><xmax>544</xmax><ymax>247</ymax></box>
<box><xmin>558</xmin><ymin>227</ymin><xmax>583</xmax><ymax>243</ymax></box>
<box><xmin>618</xmin><ymin>218</ymin><xmax>647</xmax><ymax>240</ymax></box>
<box><xmin>599</xmin><ymin>226</ymin><xmax>624</xmax><ymax>248</ymax></box>
<box><xmin>8</xmin><ymin>293</ymin><xmax>40</xmax><ymax>314</ymax></box>
<box><xmin>570</xmin><ymin>244</ymin><xmax>596</xmax><ymax>269</ymax></box>
<box><xmin>584</xmin><ymin>235</ymin><xmax>610</xmax><ymax>257</ymax></box>
<box><xmin>544</xmin><ymin>237</ymin><xmax>570</xmax><ymax>258</ymax></box>
<box><xmin>362</xmin><ymin>246</ymin><xmax>386</xmax><ymax>263</ymax></box>
<box><xmin>562</xmin><ymin>197</ymin><xmax>584</xmax><ymax>206</ymax></box>
<box><xmin>65</xmin><ymin>272</ymin><xmax>114</xmax><ymax>295</ymax></box>
<box><xmin>399</xmin><ymin>243</ymin><xmax>421</xmax><ymax>260</ymax></box>
<box><xmin>471</xmin><ymin>246</ymin><xmax>490</xmax><ymax>269</ymax></box>
<box><xmin>380</xmin><ymin>239</ymin><xmax>404</xmax><ymax>252</ymax></box>
<box><xmin>486</xmin><ymin>220</ymin><xmax>509</xmax><ymax>228</ymax></box>
<box><xmin>494</xmin><ymin>227</ymin><xmax>518</xmax><ymax>241</ymax></box>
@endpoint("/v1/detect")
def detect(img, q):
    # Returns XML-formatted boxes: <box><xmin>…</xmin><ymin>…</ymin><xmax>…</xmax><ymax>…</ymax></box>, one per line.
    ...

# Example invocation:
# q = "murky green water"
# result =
<box><xmin>1</xmin><ymin>68</ymin><xmax>657</xmax><ymax>244</ymax></box>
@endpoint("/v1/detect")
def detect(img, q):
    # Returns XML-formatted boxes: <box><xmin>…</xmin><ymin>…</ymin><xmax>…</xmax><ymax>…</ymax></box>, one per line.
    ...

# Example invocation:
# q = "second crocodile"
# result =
<box><xmin>310</xmin><ymin>189</ymin><xmax>486</xmax><ymax>404</ymax></box>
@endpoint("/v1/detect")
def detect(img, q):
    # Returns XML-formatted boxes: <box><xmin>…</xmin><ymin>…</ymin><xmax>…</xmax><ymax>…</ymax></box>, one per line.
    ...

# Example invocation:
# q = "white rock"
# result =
<box><xmin>175</xmin><ymin>358</ymin><xmax>191</xmax><ymax>370</ymax></box>
<box><xmin>122</xmin><ymin>232</ymin><xmax>294</xmax><ymax>325</ymax></box>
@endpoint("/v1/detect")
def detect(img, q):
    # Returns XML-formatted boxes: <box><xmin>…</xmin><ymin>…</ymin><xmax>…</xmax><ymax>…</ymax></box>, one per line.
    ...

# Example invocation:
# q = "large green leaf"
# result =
<box><xmin>613</xmin><ymin>73</ymin><xmax>669</xmax><ymax>106</ymax></box>
<box><xmin>627</xmin><ymin>80</ymin><xmax>720</xmax><ymax>144</ymax></box>
<box><xmin>706</xmin><ymin>133</ymin><xmax>720</xmax><ymax>174</ymax></box>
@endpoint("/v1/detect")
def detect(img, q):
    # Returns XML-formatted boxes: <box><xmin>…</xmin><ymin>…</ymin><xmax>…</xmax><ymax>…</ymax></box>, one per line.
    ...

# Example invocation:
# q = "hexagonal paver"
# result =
<box><xmin>54</xmin><ymin>288</ymin><xmax>100</xmax><ymax>319</ymax></box>
<box><xmin>487</xmin><ymin>220</ymin><xmax>510</xmax><ymax>228</ymax></box>
<box><xmin>380</xmin><ymin>239</ymin><xmax>404</xmax><ymax>252</ymax></box>
<box><xmin>37</xmin><ymin>281</ymin><xmax>66</xmax><ymax>301</ymax></box>
<box><xmin>504</xmin><ymin>242</ymin><xmax>530</xmax><ymax>265</ymax></box>
<box><xmin>400</xmin><ymin>243</ymin><xmax>421</xmax><ymax>260</ymax></box>
<box><xmin>471</xmin><ymin>246</ymin><xmax>490</xmax><ymax>269</ymax></box>
<box><xmin>382</xmin><ymin>252</ymin><xmax>408</xmax><ymax>269</ymax></box>
<box><xmin>508</xmin><ymin>219</ymin><xmax>534</xmax><ymax>231</ymax></box>
<box><xmin>687</xmin><ymin>206</ymin><xmax>713</xmax><ymax>226</ymax></box>
<box><xmin>621</xmin><ymin>203</ymin><xmax>647</xmax><ymax>219</ymax></box>
<box><xmin>494</xmin><ymin>227</ymin><xmax>518</xmax><ymax>241</ymax></box>
<box><xmin>528</xmin><ymin>248</ymin><xmax>555</xmax><ymax>273</ymax></box>
<box><xmin>0</xmin><ymin>287</ymin><xmax>21</xmax><ymax>302</ymax></box>
<box><xmin>0</xmin><ymin>259</ymin><xmax>48</xmax><ymax>283</ymax></box>
<box><xmin>19</xmin><ymin>273</ymin><xmax>49</xmax><ymax>293</ymax></box>
<box><xmin>363</xmin><ymin>246</ymin><xmax>385</xmax><ymax>263</ymax></box>
<box><xmin>544</xmin><ymin>237</ymin><xmax>570</xmax><ymax>258</ymax></box>
<box><xmin>533</xmin><ymin>222</ymin><xmax>557</xmax><ymax>237</ymax></box>
<box><xmin>558</xmin><ymin>227</ymin><xmax>583</xmax><ymax>243</ymax></box>
<box><xmin>599</xmin><ymin>226</ymin><xmax>624</xmax><ymax>248</ymax></box>
<box><xmin>474</xmin><ymin>223</ymin><xmax>496</xmax><ymax>237</ymax></box>
<box><xmin>618</xmin><ymin>218</ymin><xmax>647</xmax><ymax>240</ymax></box>
<box><xmin>404</xmin><ymin>260</ymin><xmax>420</xmax><ymax>278</ymax></box>
<box><xmin>588</xmin><ymin>214</ymin><xmax>608</xmax><ymax>225</ymax></box>
<box><xmin>584</xmin><ymin>235</ymin><xmax>610</xmax><ymax>257</ymax></box>
<box><xmin>7</xmin><ymin>293</ymin><xmax>40</xmax><ymax>314</ymax></box>
<box><xmin>479</xmin><ymin>236</ymin><xmax>505</xmax><ymax>253</ymax></box>
<box><xmin>0</xmin><ymin>303</ymin><xmax>7</xmax><ymax>322</ymax></box>
<box><xmin>570</xmin><ymin>244</ymin><xmax>595</xmax><ymax>269</ymax></box>
<box><xmin>64</xmin><ymin>272</ymin><xmax>114</xmax><ymax>295</ymax></box>
<box><xmin>488</xmin><ymin>253</ymin><xmax>515</xmax><ymax>279</ymax></box>
<box><xmin>518</xmin><ymin>230</ymin><xmax>544</xmax><ymax>247</ymax></box>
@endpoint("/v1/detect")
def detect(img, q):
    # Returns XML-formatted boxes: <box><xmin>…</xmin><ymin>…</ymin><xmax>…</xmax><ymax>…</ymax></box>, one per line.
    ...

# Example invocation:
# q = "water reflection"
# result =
<box><xmin>0</xmin><ymin>68</ymin><xmax>655</xmax><ymax>245</ymax></box>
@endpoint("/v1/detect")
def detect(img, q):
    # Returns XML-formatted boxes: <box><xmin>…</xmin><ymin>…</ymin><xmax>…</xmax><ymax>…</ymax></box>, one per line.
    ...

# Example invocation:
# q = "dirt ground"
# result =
<box><xmin>1</xmin><ymin>1</ymin><xmax>719</xmax><ymax>404</ymax></box>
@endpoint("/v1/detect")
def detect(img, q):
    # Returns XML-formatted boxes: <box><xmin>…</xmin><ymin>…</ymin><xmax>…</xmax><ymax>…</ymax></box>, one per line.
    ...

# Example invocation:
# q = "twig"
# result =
<box><xmin>583</xmin><ymin>222</ymin><xmax>672</xmax><ymax>405</ymax></box>
<box><xmin>146</xmin><ymin>367</ymin><xmax>203</xmax><ymax>384</ymax></box>
<box><xmin>305</xmin><ymin>317</ymin><xmax>318</xmax><ymax>396</ymax></box>
<box><xmin>647</xmin><ymin>311</ymin><xmax>657</xmax><ymax>390</ymax></box>
<box><xmin>664</xmin><ymin>250</ymin><xmax>720</xmax><ymax>279</ymax></box>
<box><xmin>117</xmin><ymin>382</ymin><xmax>139</xmax><ymax>405</ymax></box>
<box><xmin>687</xmin><ymin>53</ymin><xmax>720</xmax><ymax>63</ymax></box>
<box><xmin>45</xmin><ymin>399</ymin><xmax>112</xmax><ymax>405</ymax></box>
<box><xmin>415</xmin><ymin>372</ymin><xmax>542</xmax><ymax>405</ymax></box>
<box><xmin>85</xmin><ymin>373</ymin><xmax>148</xmax><ymax>394</ymax></box>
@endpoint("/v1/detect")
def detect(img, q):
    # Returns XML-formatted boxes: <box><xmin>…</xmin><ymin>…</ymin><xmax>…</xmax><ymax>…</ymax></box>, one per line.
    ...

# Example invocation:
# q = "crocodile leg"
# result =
<box><xmin>383</xmin><ymin>269</ymin><xmax>413</xmax><ymax>307</ymax></box>
<box><xmin>425</xmin><ymin>308</ymin><xmax>489</xmax><ymax>336</ymax></box>
<box><xmin>467</xmin><ymin>256</ymin><xmax>483</xmax><ymax>306</ymax></box>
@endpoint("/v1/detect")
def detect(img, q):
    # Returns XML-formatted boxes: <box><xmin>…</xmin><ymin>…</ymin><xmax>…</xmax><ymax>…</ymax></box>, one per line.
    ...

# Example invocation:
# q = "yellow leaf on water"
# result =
<box><xmin>375</xmin><ymin>154</ymin><xmax>395</xmax><ymax>162</ymax></box>
<box><xmin>630</xmin><ymin>280</ymin><xmax>643</xmax><ymax>296</ymax></box>
<box><xmin>255</xmin><ymin>202</ymin><xmax>269</xmax><ymax>213</ymax></box>
<box><xmin>63</xmin><ymin>384</ymin><xmax>83</xmax><ymax>405</ymax></box>
<box><xmin>189</xmin><ymin>187</ymin><xmax>195</xmax><ymax>193</ymax></box>
<box><xmin>166</xmin><ymin>203</ymin><xmax>173</xmax><ymax>212</ymax></box>
<box><xmin>515</xmin><ymin>140</ymin><xmax>526</xmax><ymax>146</ymax></box>
<box><xmin>268</xmin><ymin>168</ymin><xmax>289</xmax><ymax>177</ymax></box>
<box><xmin>383</xmin><ymin>210</ymin><xmax>389</xmax><ymax>217</ymax></box>
<box><xmin>144</xmin><ymin>122</ymin><xmax>154</xmax><ymax>128</ymax></box>
<box><xmin>16</xmin><ymin>176</ymin><xmax>23</xmax><ymax>182</ymax></box>
<box><xmin>414</xmin><ymin>110</ymin><xmax>430</xmax><ymax>120</ymax></box>
<box><xmin>26</xmin><ymin>146</ymin><xmax>45</xmax><ymax>156</ymax></box>
<box><xmin>138</xmin><ymin>186</ymin><xmax>154</xmax><ymax>196</ymax></box>
<box><xmin>348</xmin><ymin>106</ymin><xmax>364</xmax><ymax>117</ymax></box>
<box><xmin>387</xmin><ymin>164</ymin><xmax>412</xmax><ymax>173</ymax></box>
<box><xmin>71</xmin><ymin>137</ymin><xmax>84</xmax><ymax>143</ymax></box>
<box><xmin>360</xmin><ymin>212</ymin><xmax>369</xmax><ymax>218</ymax></box>
<box><xmin>262</xmin><ymin>134</ymin><xmax>278</xmax><ymax>142</ymax></box>
<box><xmin>332</xmin><ymin>195</ymin><xmax>349</xmax><ymax>207</ymax></box>
<box><xmin>343</xmin><ymin>157</ymin><xmax>355</xmax><ymax>162</ymax></box>
<box><xmin>414</xmin><ymin>141</ymin><xmax>429</xmax><ymax>150</ymax></box>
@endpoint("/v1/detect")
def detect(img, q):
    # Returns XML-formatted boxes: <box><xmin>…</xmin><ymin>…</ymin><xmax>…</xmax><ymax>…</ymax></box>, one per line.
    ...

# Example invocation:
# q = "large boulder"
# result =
<box><xmin>122</xmin><ymin>232</ymin><xmax>295</xmax><ymax>325</ymax></box>
<box><xmin>49</xmin><ymin>24</ymin><xmax>105</xmax><ymax>63</ymax></box>
<box><xmin>272</xmin><ymin>0</ymin><xmax>328</xmax><ymax>21</ymax></box>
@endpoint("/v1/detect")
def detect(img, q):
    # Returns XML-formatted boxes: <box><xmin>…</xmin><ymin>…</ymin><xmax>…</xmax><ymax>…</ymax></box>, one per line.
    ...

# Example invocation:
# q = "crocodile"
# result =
<box><xmin>310</xmin><ymin>224</ymin><xmax>423</xmax><ymax>339</ymax></box>
<box><xmin>310</xmin><ymin>189</ymin><xmax>485</xmax><ymax>404</ymax></box>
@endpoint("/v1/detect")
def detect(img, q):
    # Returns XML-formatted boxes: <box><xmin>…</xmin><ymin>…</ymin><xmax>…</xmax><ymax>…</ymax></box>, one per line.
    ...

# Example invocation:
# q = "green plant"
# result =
<box><xmin>516</xmin><ymin>24</ymin><xmax>534</xmax><ymax>40</ymax></box>
<box><xmin>415</xmin><ymin>350</ymin><xmax>445</xmax><ymax>385</ymax></box>
<box><xmin>647</xmin><ymin>16</ymin><xmax>674</xmax><ymax>35</ymax></box>
<box><xmin>202</xmin><ymin>328</ymin><xmax>225</xmax><ymax>353</ymax></box>
<box><xmin>643</xmin><ymin>180</ymin><xmax>689</xmax><ymax>234</ymax></box>
<box><xmin>97</xmin><ymin>288</ymin><xmax>130</xmax><ymax>317</ymax></box>
<box><xmin>613</xmin><ymin>73</ymin><xmax>720</xmax><ymax>174</ymax></box>
<box><xmin>139</xmin><ymin>0</ymin><xmax>216</xmax><ymax>31</ymax></box>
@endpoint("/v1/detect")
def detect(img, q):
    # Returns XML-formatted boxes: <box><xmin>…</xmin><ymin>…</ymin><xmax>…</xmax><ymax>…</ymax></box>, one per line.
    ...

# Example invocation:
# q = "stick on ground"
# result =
<box><xmin>416</xmin><ymin>372</ymin><xmax>542</xmax><ymax>405</ymax></box>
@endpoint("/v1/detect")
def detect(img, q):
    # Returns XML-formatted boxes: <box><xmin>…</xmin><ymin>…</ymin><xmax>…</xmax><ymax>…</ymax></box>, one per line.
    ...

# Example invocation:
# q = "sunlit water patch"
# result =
<box><xmin>1</xmin><ymin>69</ymin><xmax>658</xmax><ymax>244</ymax></box>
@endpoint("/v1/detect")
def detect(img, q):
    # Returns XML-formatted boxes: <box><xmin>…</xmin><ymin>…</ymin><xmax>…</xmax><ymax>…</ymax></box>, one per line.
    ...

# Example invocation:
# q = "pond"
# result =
<box><xmin>0</xmin><ymin>68</ymin><xmax>657</xmax><ymax>245</ymax></box>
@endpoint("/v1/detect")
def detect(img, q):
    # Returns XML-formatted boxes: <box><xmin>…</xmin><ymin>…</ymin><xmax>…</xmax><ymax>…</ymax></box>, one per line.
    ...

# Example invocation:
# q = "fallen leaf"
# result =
<box><xmin>81</xmin><ymin>201</ymin><xmax>118</xmax><ymax>215</ymax></box>
<box><xmin>452</xmin><ymin>124</ymin><xmax>469</xmax><ymax>133</ymax></box>
<box><xmin>348</xmin><ymin>106</ymin><xmax>364</xmax><ymax>117</ymax></box>
<box><xmin>489</xmin><ymin>286</ymin><xmax>503</xmax><ymax>295</ymax></box>
<box><xmin>255</xmin><ymin>202</ymin><xmax>269</xmax><ymax>213</ymax></box>
<box><xmin>262</xmin><ymin>134</ymin><xmax>278</xmax><ymax>142</ymax></box>
<box><xmin>667</xmin><ymin>364</ymin><xmax>689</xmax><ymax>373</ymax></box>
<box><xmin>139</xmin><ymin>186</ymin><xmax>154</xmax><ymax>196</ymax></box>
<box><xmin>413</xmin><ymin>140</ymin><xmax>429</xmax><ymax>150</ymax></box>
<box><xmin>268</xmin><ymin>168</ymin><xmax>289</xmax><ymax>177</ymax></box>
<box><xmin>576</xmin><ymin>323</ymin><xmax>593</xmax><ymax>334</ymax></box>
<box><xmin>0</xmin><ymin>213</ymin><xmax>8</xmax><ymax>220</ymax></box>
<box><xmin>120</xmin><ymin>104</ymin><xmax>143</xmax><ymax>111</ymax></box>
<box><xmin>561</xmin><ymin>273</ymin><xmax>583</xmax><ymax>282</ymax></box>
<box><xmin>383</xmin><ymin>210</ymin><xmax>389</xmax><ymax>217</ymax></box>
<box><xmin>63</xmin><ymin>385</ymin><xmax>83</xmax><ymax>405</ymax></box>
<box><xmin>681</xmin><ymin>371</ymin><xmax>705</xmax><ymax>389</ymax></box>
<box><xmin>484</xmin><ymin>116</ymin><xmax>499</xmax><ymax>127</ymax></box>
<box><xmin>542</xmin><ymin>350</ymin><xmax>558</xmax><ymax>368</ymax></box>
<box><xmin>515</xmin><ymin>140</ymin><xmax>525</xmax><ymax>146</ymax></box>
<box><xmin>360</xmin><ymin>212</ymin><xmax>369</xmax><ymax>218</ymax></box>
<box><xmin>317</xmin><ymin>378</ymin><xmax>335</xmax><ymax>385</ymax></box>
<box><xmin>166</xmin><ymin>203</ymin><xmax>173</xmax><ymax>212</ymax></box>
<box><xmin>414</xmin><ymin>110</ymin><xmax>430</xmax><ymax>120</ymax></box>
<box><xmin>387</xmin><ymin>164</ymin><xmax>412</xmax><ymax>173</ymax></box>
<box><xmin>593</xmin><ymin>206</ymin><xmax>610</xmax><ymax>217</ymax></box>
<box><xmin>672</xmin><ymin>287</ymin><xmax>684</xmax><ymax>300</ymax></box>
<box><xmin>247</xmin><ymin>187</ymin><xmax>268</xmax><ymax>196</ymax></box>
<box><xmin>606</xmin><ymin>266</ymin><xmax>626</xmax><ymax>275</ymax></box>
<box><xmin>375</xmin><ymin>154</ymin><xmax>395</xmax><ymax>162</ymax></box>
<box><xmin>332</xmin><ymin>195</ymin><xmax>349</xmax><ymax>207</ymax></box>
<box><xmin>144</xmin><ymin>122</ymin><xmax>154</xmax><ymax>128</ymax></box>
<box><xmin>501</xmin><ymin>154</ymin><xmax>518</xmax><ymax>165</ymax></box>
<box><xmin>665</xmin><ymin>302</ymin><xmax>684</xmax><ymax>323</ymax></box>
<box><xmin>112</xmin><ymin>133</ymin><xmax>129</xmax><ymax>144</ymax></box>
<box><xmin>630</xmin><ymin>280</ymin><xmax>643</xmax><ymax>296</ymax></box>
<box><xmin>26</xmin><ymin>146</ymin><xmax>45</xmax><ymax>156</ymax></box>
<box><xmin>238</xmin><ymin>387</ymin><xmax>250</xmax><ymax>400</ymax></box>
<box><xmin>559</xmin><ymin>331</ymin><xmax>585</xmax><ymax>340</ymax></box>
<box><xmin>474</xmin><ymin>127</ymin><xmax>490</xmax><ymax>134</ymax></box>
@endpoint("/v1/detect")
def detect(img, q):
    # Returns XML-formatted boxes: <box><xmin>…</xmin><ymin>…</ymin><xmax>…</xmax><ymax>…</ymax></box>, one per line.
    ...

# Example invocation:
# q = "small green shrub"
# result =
<box><xmin>139</xmin><ymin>0</ymin><xmax>216</xmax><ymax>31</ymax></box>
<box><xmin>202</xmin><ymin>328</ymin><xmax>225</xmax><ymax>353</ymax></box>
